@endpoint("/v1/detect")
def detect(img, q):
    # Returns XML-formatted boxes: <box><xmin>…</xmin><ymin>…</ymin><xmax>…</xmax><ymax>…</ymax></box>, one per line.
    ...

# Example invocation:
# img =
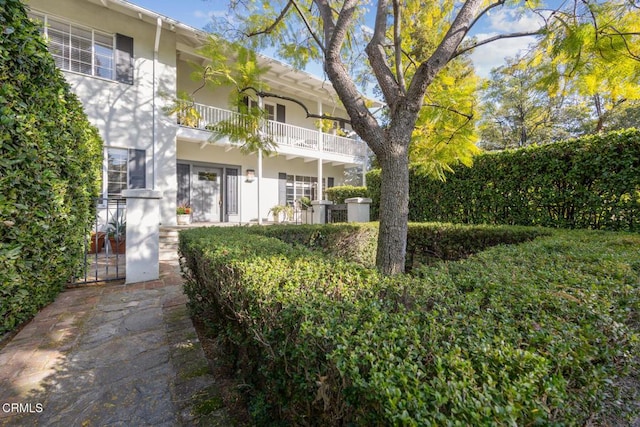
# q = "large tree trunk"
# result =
<box><xmin>376</xmin><ymin>139</ymin><xmax>410</xmax><ymax>275</ymax></box>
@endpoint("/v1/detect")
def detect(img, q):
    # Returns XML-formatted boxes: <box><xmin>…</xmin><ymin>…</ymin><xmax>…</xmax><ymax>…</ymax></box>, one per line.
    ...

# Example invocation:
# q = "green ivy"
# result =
<box><xmin>367</xmin><ymin>129</ymin><xmax>640</xmax><ymax>231</ymax></box>
<box><xmin>0</xmin><ymin>0</ymin><xmax>103</xmax><ymax>335</ymax></box>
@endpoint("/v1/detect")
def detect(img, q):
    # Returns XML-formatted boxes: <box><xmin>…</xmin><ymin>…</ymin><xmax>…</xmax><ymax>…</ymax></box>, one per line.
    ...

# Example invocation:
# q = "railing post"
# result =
<box><xmin>346</xmin><ymin>197</ymin><xmax>372</xmax><ymax>223</ymax></box>
<box><xmin>122</xmin><ymin>189</ymin><xmax>163</xmax><ymax>284</ymax></box>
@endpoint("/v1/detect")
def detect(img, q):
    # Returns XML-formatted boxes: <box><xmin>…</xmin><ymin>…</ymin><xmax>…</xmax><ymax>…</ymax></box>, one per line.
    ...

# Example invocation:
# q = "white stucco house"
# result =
<box><xmin>26</xmin><ymin>0</ymin><xmax>375</xmax><ymax>226</ymax></box>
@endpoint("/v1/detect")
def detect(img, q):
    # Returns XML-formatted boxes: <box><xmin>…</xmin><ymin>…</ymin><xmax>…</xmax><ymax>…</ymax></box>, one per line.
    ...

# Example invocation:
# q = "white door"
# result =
<box><xmin>192</xmin><ymin>166</ymin><xmax>222</xmax><ymax>222</ymax></box>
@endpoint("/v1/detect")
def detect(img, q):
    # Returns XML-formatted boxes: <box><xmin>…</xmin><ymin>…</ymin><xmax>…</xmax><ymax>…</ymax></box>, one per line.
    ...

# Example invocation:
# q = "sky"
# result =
<box><xmin>130</xmin><ymin>0</ymin><xmax>543</xmax><ymax>79</ymax></box>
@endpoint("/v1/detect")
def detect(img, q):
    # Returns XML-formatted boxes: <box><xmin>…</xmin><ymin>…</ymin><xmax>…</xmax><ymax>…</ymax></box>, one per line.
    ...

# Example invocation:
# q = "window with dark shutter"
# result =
<box><xmin>278</xmin><ymin>173</ymin><xmax>287</xmax><ymax>205</ymax></box>
<box><xmin>177</xmin><ymin>163</ymin><xmax>190</xmax><ymax>207</ymax></box>
<box><xmin>276</xmin><ymin>104</ymin><xmax>286</xmax><ymax>123</ymax></box>
<box><xmin>115</xmin><ymin>34</ymin><xmax>134</xmax><ymax>85</ymax></box>
<box><xmin>128</xmin><ymin>149</ymin><xmax>146</xmax><ymax>189</ymax></box>
<box><xmin>328</xmin><ymin>177</ymin><xmax>335</xmax><ymax>188</ymax></box>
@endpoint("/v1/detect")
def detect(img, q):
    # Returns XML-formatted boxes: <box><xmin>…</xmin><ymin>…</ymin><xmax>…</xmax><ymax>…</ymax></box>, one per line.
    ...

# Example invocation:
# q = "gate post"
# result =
<box><xmin>345</xmin><ymin>197</ymin><xmax>372</xmax><ymax>223</ymax></box>
<box><xmin>311</xmin><ymin>200</ymin><xmax>332</xmax><ymax>224</ymax></box>
<box><xmin>122</xmin><ymin>189</ymin><xmax>163</xmax><ymax>284</ymax></box>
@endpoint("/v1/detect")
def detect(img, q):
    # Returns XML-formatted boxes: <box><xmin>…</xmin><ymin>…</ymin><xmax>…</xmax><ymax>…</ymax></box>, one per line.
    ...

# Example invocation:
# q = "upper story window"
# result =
<box><xmin>29</xmin><ymin>11</ymin><xmax>134</xmax><ymax>85</ymax></box>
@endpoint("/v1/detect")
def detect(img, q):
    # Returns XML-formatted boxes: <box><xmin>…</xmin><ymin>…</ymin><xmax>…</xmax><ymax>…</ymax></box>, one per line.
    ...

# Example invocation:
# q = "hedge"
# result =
<box><xmin>367</xmin><ymin>129</ymin><xmax>640</xmax><ymax>231</ymax></box>
<box><xmin>179</xmin><ymin>224</ymin><xmax>639</xmax><ymax>425</ymax></box>
<box><xmin>325</xmin><ymin>186</ymin><xmax>368</xmax><ymax>204</ymax></box>
<box><xmin>0</xmin><ymin>0</ymin><xmax>103</xmax><ymax>335</ymax></box>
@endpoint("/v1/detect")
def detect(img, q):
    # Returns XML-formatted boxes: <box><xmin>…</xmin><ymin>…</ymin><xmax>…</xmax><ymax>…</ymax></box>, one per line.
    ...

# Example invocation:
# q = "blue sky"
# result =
<box><xmin>130</xmin><ymin>0</ymin><xmax>542</xmax><ymax>78</ymax></box>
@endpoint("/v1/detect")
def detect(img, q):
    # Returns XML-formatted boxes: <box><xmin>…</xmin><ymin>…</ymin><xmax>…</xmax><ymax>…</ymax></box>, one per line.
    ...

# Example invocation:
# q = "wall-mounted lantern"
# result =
<box><xmin>246</xmin><ymin>169</ymin><xmax>256</xmax><ymax>183</ymax></box>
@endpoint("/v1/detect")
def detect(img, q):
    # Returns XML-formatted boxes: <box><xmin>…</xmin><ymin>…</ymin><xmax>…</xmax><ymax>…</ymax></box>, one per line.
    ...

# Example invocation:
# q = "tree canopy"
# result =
<box><xmin>203</xmin><ymin>0</ymin><xmax>640</xmax><ymax>274</ymax></box>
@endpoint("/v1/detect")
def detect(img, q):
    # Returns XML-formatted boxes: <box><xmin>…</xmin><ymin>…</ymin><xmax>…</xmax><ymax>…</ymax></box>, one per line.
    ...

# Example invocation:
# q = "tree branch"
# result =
<box><xmin>453</xmin><ymin>30</ymin><xmax>544</xmax><ymax>59</ymax></box>
<box><xmin>241</xmin><ymin>86</ymin><xmax>351</xmax><ymax>124</ymax></box>
<box><xmin>423</xmin><ymin>103</ymin><xmax>474</xmax><ymax>121</ymax></box>
<box><xmin>408</xmin><ymin>0</ymin><xmax>484</xmax><ymax>110</ymax></box>
<box><xmin>393</xmin><ymin>0</ymin><xmax>406</xmax><ymax>94</ymax></box>
<box><xmin>291</xmin><ymin>0</ymin><xmax>325</xmax><ymax>54</ymax></box>
<box><xmin>365</xmin><ymin>0</ymin><xmax>404</xmax><ymax>109</ymax></box>
<box><xmin>245</xmin><ymin>1</ymin><xmax>293</xmax><ymax>37</ymax></box>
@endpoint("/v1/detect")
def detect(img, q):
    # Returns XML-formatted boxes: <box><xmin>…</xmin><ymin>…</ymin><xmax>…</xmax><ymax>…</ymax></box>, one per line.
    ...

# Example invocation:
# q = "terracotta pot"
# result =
<box><xmin>88</xmin><ymin>232</ymin><xmax>106</xmax><ymax>254</ymax></box>
<box><xmin>108</xmin><ymin>236</ymin><xmax>126</xmax><ymax>254</ymax></box>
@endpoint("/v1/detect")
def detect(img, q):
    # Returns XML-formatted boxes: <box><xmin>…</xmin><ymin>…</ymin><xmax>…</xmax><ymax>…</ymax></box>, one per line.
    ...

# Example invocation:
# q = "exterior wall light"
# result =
<box><xmin>246</xmin><ymin>169</ymin><xmax>256</xmax><ymax>183</ymax></box>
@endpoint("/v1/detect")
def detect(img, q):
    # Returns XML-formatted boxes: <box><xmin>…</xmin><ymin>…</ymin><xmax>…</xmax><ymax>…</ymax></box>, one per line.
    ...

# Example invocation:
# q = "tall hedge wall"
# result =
<box><xmin>367</xmin><ymin>129</ymin><xmax>640</xmax><ymax>231</ymax></box>
<box><xmin>0</xmin><ymin>0</ymin><xmax>103</xmax><ymax>335</ymax></box>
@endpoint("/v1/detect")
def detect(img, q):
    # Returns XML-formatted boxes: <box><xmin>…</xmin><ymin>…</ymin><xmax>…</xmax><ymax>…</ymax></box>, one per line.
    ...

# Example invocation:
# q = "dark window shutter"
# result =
<box><xmin>128</xmin><ymin>149</ymin><xmax>146</xmax><ymax>189</ymax></box>
<box><xmin>177</xmin><ymin>163</ymin><xmax>190</xmax><ymax>207</ymax></box>
<box><xmin>328</xmin><ymin>177</ymin><xmax>335</xmax><ymax>188</ymax></box>
<box><xmin>276</xmin><ymin>104</ymin><xmax>286</xmax><ymax>123</ymax></box>
<box><xmin>226</xmin><ymin>168</ymin><xmax>239</xmax><ymax>215</ymax></box>
<box><xmin>115</xmin><ymin>34</ymin><xmax>134</xmax><ymax>85</ymax></box>
<box><xmin>278</xmin><ymin>172</ymin><xmax>287</xmax><ymax>205</ymax></box>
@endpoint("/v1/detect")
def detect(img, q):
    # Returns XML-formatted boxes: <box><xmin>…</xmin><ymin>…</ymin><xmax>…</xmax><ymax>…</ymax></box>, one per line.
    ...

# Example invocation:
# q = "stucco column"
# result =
<box><xmin>122</xmin><ymin>189</ymin><xmax>162</xmax><ymax>284</ymax></box>
<box><xmin>311</xmin><ymin>200</ymin><xmax>332</xmax><ymax>224</ymax></box>
<box><xmin>346</xmin><ymin>197</ymin><xmax>372</xmax><ymax>223</ymax></box>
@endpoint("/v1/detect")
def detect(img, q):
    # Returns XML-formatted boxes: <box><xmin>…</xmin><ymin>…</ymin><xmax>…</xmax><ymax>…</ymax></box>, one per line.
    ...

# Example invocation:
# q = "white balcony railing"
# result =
<box><xmin>181</xmin><ymin>101</ymin><xmax>365</xmax><ymax>158</ymax></box>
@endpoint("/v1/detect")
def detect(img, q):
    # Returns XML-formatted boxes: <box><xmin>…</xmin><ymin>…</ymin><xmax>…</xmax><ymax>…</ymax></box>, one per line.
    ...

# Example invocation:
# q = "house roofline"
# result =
<box><xmin>93</xmin><ymin>0</ymin><xmax>383</xmax><ymax>108</ymax></box>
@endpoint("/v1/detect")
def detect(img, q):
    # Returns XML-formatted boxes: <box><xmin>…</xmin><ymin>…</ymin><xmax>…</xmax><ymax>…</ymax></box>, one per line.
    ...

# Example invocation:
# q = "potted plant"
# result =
<box><xmin>107</xmin><ymin>214</ymin><xmax>126</xmax><ymax>254</ymax></box>
<box><xmin>176</xmin><ymin>204</ymin><xmax>192</xmax><ymax>225</ymax></box>
<box><xmin>269</xmin><ymin>204</ymin><xmax>293</xmax><ymax>223</ymax></box>
<box><xmin>88</xmin><ymin>231</ymin><xmax>106</xmax><ymax>254</ymax></box>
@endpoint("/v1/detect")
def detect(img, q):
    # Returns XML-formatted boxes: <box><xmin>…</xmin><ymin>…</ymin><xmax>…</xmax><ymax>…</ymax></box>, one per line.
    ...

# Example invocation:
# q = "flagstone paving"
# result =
<box><xmin>0</xmin><ymin>260</ymin><xmax>232</xmax><ymax>426</ymax></box>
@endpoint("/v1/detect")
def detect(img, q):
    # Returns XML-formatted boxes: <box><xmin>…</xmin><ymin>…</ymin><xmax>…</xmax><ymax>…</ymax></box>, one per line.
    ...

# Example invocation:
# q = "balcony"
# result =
<box><xmin>176</xmin><ymin>102</ymin><xmax>366</xmax><ymax>164</ymax></box>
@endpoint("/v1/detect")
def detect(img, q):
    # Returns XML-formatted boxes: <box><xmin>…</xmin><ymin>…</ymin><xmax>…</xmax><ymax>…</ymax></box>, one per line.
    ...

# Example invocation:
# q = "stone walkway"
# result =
<box><xmin>0</xmin><ymin>260</ymin><xmax>232</xmax><ymax>426</ymax></box>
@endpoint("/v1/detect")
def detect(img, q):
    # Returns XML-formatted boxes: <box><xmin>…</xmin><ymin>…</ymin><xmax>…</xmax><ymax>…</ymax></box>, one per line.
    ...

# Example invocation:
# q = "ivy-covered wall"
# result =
<box><xmin>0</xmin><ymin>0</ymin><xmax>103</xmax><ymax>335</ymax></box>
<box><xmin>367</xmin><ymin>129</ymin><xmax>640</xmax><ymax>231</ymax></box>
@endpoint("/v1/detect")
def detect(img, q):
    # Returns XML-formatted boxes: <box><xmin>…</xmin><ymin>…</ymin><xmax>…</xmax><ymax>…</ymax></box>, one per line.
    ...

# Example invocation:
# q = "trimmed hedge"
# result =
<box><xmin>325</xmin><ymin>185</ymin><xmax>368</xmax><ymax>204</ymax></box>
<box><xmin>367</xmin><ymin>129</ymin><xmax>640</xmax><ymax>231</ymax></box>
<box><xmin>0</xmin><ymin>1</ymin><xmax>103</xmax><ymax>335</ymax></box>
<box><xmin>180</xmin><ymin>224</ymin><xmax>639</xmax><ymax>425</ymax></box>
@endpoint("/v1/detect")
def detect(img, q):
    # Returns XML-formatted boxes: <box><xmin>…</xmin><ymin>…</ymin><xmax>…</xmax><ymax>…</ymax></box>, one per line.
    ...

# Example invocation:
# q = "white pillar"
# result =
<box><xmin>257</xmin><ymin>149</ymin><xmax>263</xmax><ymax>225</ymax></box>
<box><xmin>122</xmin><ymin>189</ymin><xmax>162</xmax><ymax>284</ymax></box>
<box><xmin>316</xmin><ymin>99</ymin><xmax>323</xmax><ymax>200</ymax></box>
<box><xmin>317</xmin><ymin>159</ymin><xmax>323</xmax><ymax>201</ymax></box>
<box><xmin>258</xmin><ymin>95</ymin><xmax>264</xmax><ymax>224</ymax></box>
<box><xmin>362</xmin><ymin>144</ymin><xmax>368</xmax><ymax>187</ymax></box>
<box><xmin>346</xmin><ymin>197</ymin><xmax>372</xmax><ymax>223</ymax></box>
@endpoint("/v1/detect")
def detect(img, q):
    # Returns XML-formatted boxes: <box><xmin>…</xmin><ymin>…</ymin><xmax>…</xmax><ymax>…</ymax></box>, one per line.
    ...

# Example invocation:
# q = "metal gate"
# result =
<box><xmin>70</xmin><ymin>197</ymin><xmax>126</xmax><ymax>285</ymax></box>
<box><xmin>326</xmin><ymin>203</ymin><xmax>348</xmax><ymax>223</ymax></box>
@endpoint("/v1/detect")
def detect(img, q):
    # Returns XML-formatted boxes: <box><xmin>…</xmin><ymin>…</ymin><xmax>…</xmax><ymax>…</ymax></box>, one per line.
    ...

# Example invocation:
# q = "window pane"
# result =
<box><xmin>107</xmin><ymin>148</ymin><xmax>127</xmax><ymax>196</ymax></box>
<box><xmin>35</xmin><ymin>13</ymin><xmax>115</xmax><ymax>80</ymax></box>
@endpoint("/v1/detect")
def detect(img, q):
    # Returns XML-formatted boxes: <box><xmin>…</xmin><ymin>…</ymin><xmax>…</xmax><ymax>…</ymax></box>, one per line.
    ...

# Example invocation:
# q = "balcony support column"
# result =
<box><xmin>316</xmin><ymin>99</ymin><xmax>324</xmax><ymax>201</ymax></box>
<box><xmin>257</xmin><ymin>148</ymin><xmax>263</xmax><ymax>224</ymax></box>
<box><xmin>258</xmin><ymin>96</ymin><xmax>264</xmax><ymax>224</ymax></box>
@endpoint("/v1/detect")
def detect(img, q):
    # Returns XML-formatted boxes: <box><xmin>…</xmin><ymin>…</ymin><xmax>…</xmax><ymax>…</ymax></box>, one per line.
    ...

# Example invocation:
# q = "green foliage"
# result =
<box><xmin>368</xmin><ymin>129</ymin><xmax>640</xmax><ymax>231</ymax></box>
<box><xmin>324</xmin><ymin>185</ymin><xmax>368</xmax><ymax>204</ymax></box>
<box><xmin>194</xmin><ymin>39</ymin><xmax>278</xmax><ymax>154</ymax></box>
<box><xmin>0</xmin><ymin>0</ymin><xmax>102</xmax><ymax>335</ymax></box>
<box><xmin>180</xmin><ymin>224</ymin><xmax>639</xmax><ymax>425</ymax></box>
